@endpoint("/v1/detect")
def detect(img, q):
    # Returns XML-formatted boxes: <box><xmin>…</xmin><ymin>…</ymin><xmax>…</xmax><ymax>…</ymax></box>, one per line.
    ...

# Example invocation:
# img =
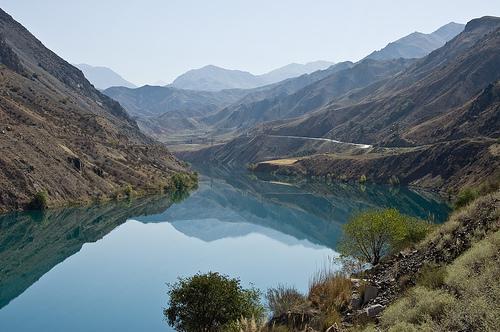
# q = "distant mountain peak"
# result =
<box><xmin>364</xmin><ymin>22</ymin><xmax>465</xmax><ymax>61</ymax></box>
<box><xmin>74</xmin><ymin>63</ymin><xmax>136</xmax><ymax>90</ymax></box>
<box><xmin>171</xmin><ymin>61</ymin><xmax>335</xmax><ymax>91</ymax></box>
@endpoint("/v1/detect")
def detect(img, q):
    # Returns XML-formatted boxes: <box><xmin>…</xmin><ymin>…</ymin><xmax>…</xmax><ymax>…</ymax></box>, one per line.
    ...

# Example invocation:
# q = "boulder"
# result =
<box><xmin>363</xmin><ymin>285</ymin><xmax>379</xmax><ymax>304</ymax></box>
<box><xmin>365</xmin><ymin>304</ymin><xmax>384</xmax><ymax>318</ymax></box>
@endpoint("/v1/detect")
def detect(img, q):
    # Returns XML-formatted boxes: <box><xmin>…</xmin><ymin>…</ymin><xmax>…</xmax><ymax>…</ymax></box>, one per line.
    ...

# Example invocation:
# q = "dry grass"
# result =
<box><xmin>266</xmin><ymin>285</ymin><xmax>308</xmax><ymax>317</ymax></box>
<box><xmin>259</xmin><ymin>158</ymin><xmax>299</xmax><ymax>166</ymax></box>
<box><xmin>374</xmin><ymin>230</ymin><xmax>500</xmax><ymax>332</ymax></box>
<box><xmin>308</xmin><ymin>270</ymin><xmax>352</xmax><ymax>313</ymax></box>
<box><xmin>419</xmin><ymin>191</ymin><xmax>499</xmax><ymax>250</ymax></box>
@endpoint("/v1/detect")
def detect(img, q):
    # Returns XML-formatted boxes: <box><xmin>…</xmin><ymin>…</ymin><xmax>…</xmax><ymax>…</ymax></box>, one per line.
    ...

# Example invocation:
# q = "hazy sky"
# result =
<box><xmin>1</xmin><ymin>0</ymin><xmax>499</xmax><ymax>85</ymax></box>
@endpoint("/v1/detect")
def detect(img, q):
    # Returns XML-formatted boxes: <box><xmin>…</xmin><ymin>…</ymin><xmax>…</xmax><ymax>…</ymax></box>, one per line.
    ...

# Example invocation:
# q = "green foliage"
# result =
<box><xmin>377</xmin><ymin>230</ymin><xmax>500</xmax><ymax>332</ymax></box>
<box><xmin>124</xmin><ymin>184</ymin><xmax>133</xmax><ymax>197</ymax></box>
<box><xmin>266</xmin><ymin>285</ymin><xmax>307</xmax><ymax>318</ymax></box>
<box><xmin>380</xmin><ymin>287</ymin><xmax>455</xmax><ymax>329</ymax></box>
<box><xmin>416</xmin><ymin>263</ymin><xmax>447</xmax><ymax>289</ymax></box>
<box><xmin>29</xmin><ymin>191</ymin><xmax>48</xmax><ymax>210</ymax></box>
<box><xmin>339</xmin><ymin>209</ymin><xmax>431</xmax><ymax>265</ymax></box>
<box><xmin>171</xmin><ymin>172</ymin><xmax>198</xmax><ymax>192</ymax></box>
<box><xmin>164</xmin><ymin>272</ymin><xmax>264</xmax><ymax>332</ymax></box>
<box><xmin>454</xmin><ymin>187</ymin><xmax>479</xmax><ymax>209</ymax></box>
<box><xmin>359</xmin><ymin>175</ymin><xmax>367</xmax><ymax>183</ymax></box>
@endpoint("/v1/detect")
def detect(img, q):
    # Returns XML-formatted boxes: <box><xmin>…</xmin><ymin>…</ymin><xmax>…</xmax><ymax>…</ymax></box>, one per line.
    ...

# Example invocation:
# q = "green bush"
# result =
<box><xmin>171</xmin><ymin>172</ymin><xmax>198</xmax><ymax>192</ymax></box>
<box><xmin>454</xmin><ymin>187</ymin><xmax>479</xmax><ymax>209</ymax></box>
<box><xmin>30</xmin><ymin>191</ymin><xmax>48</xmax><ymax>210</ymax></box>
<box><xmin>164</xmin><ymin>272</ymin><xmax>264</xmax><ymax>332</ymax></box>
<box><xmin>266</xmin><ymin>285</ymin><xmax>307</xmax><ymax>318</ymax></box>
<box><xmin>377</xmin><ymin>230</ymin><xmax>500</xmax><ymax>332</ymax></box>
<box><xmin>380</xmin><ymin>287</ymin><xmax>455</xmax><ymax>329</ymax></box>
<box><xmin>339</xmin><ymin>209</ymin><xmax>431</xmax><ymax>265</ymax></box>
<box><xmin>416</xmin><ymin>263</ymin><xmax>447</xmax><ymax>289</ymax></box>
<box><xmin>359</xmin><ymin>175</ymin><xmax>367</xmax><ymax>183</ymax></box>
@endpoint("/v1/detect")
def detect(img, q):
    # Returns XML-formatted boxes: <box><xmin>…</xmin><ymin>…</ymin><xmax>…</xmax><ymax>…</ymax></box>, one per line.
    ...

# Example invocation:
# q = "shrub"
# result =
<box><xmin>124</xmin><ymin>184</ymin><xmax>133</xmax><ymax>197</ymax></box>
<box><xmin>416</xmin><ymin>263</ymin><xmax>447</xmax><ymax>289</ymax></box>
<box><xmin>339</xmin><ymin>209</ymin><xmax>431</xmax><ymax>265</ymax></box>
<box><xmin>359</xmin><ymin>175</ymin><xmax>367</xmax><ymax>183</ymax></box>
<box><xmin>164</xmin><ymin>272</ymin><xmax>264</xmax><ymax>332</ymax></box>
<box><xmin>30</xmin><ymin>191</ymin><xmax>48</xmax><ymax>210</ymax></box>
<box><xmin>266</xmin><ymin>285</ymin><xmax>307</xmax><ymax>317</ymax></box>
<box><xmin>171</xmin><ymin>172</ymin><xmax>198</xmax><ymax>192</ymax></box>
<box><xmin>308</xmin><ymin>272</ymin><xmax>351</xmax><ymax>313</ymax></box>
<box><xmin>440</xmin><ymin>230</ymin><xmax>500</xmax><ymax>331</ymax></box>
<box><xmin>380</xmin><ymin>287</ymin><xmax>455</xmax><ymax>329</ymax></box>
<box><xmin>378</xmin><ymin>230</ymin><xmax>500</xmax><ymax>332</ymax></box>
<box><xmin>454</xmin><ymin>187</ymin><xmax>479</xmax><ymax>209</ymax></box>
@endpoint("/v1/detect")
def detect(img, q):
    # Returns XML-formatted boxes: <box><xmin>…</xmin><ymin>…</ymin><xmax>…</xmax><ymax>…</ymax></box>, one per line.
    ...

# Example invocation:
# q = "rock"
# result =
<box><xmin>363</xmin><ymin>285</ymin><xmax>379</xmax><ymax>304</ymax></box>
<box><xmin>366</xmin><ymin>304</ymin><xmax>384</xmax><ymax>317</ymax></box>
<box><xmin>93</xmin><ymin>166</ymin><xmax>104</xmax><ymax>177</ymax></box>
<box><xmin>67</xmin><ymin>156</ymin><xmax>83</xmax><ymax>172</ymax></box>
<box><xmin>350</xmin><ymin>293</ymin><xmax>363</xmax><ymax>310</ymax></box>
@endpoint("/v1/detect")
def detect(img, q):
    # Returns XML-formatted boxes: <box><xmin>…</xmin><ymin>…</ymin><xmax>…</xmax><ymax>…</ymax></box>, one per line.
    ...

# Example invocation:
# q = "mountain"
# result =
<box><xmin>258</xmin><ymin>60</ymin><xmax>335</xmax><ymax>84</ymax></box>
<box><xmin>74</xmin><ymin>63</ymin><xmax>136</xmax><ymax>89</ymax></box>
<box><xmin>170</xmin><ymin>61</ymin><xmax>335</xmax><ymax>91</ymax></box>
<box><xmin>365</xmin><ymin>22</ymin><xmax>464</xmax><ymax>61</ymax></box>
<box><xmin>205</xmin><ymin>58</ymin><xmax>412</xmax><ymax>130</ymax></box>
<box><xmin>0</xmin><ymin>9</ymin><xmax>192</xmax><ymax>213</ymax></box>
<box><xmin>171</xmin><ymin>65</ymin><xmax>262</xmax><ymax>91</ymax></box>
<box><xmin>103</xmin><ymin>85</ymin><xmax>248</xmax><ymax>138</ymax></box>
<box><xmin>184</xmin><ymin>17</ymin><xmax>500</xmax><ymax>193</ymax></box>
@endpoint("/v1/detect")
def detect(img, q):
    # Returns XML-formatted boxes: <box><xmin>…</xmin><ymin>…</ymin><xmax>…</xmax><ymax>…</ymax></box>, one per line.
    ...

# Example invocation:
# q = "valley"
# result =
<box><xmin>0</xmin><ymin>4</ymin><xmax>498</xmax><ymax>332</ymax></box>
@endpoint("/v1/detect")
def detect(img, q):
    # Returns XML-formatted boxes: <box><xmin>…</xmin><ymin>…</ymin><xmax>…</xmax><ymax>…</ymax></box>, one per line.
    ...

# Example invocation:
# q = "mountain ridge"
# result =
<box><xmin>0</xmin><ymin>8</ymin><xmax>192</xmax><ymax>213</ymax></box>
<box><xmin>75</xmin><ymin>63</ymin><xmax>136</xmax><ymax>90</ymax></box>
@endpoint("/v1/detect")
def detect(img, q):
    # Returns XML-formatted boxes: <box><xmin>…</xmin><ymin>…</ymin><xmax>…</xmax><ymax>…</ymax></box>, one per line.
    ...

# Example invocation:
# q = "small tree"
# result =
<box><xmin>165</xmin><ymin>272</ymin><xmax>264</xmax><ymax>332</ymax></box>
<box><xmin>339</xmin><ymin>209</ymin><xmax>431</xmax><ymax>265</ymax></box>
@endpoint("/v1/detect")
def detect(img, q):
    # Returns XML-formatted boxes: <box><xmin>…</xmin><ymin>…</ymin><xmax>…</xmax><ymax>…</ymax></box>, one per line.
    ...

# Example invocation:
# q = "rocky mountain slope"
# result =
<box><xmin>0</xmin><ymin>9</ymin><xmax>192</xmax><ymax>213</ymax></box>
<box><xmin>170</xmin><ymin>61</ymin><xmax>335</xmax><ymax>91</ymax></box>
<box><xmin>365</xmin><ymin>22</ymin><xmax>464</xmax><ymax>61</ymax></box>
<box><xmin>207</xmin><ymin>59</ymin><xmax>413</xmax><ymax>130</ymax></box>
<box><xmin>184</xmin><ymin>17</ymin><xmax>500</xmax><ymax>193</ymax></box>
<box><xmin>74</xmin><ymin>63</ymin><xmax>136</xmax><ymax>90</ymax></box>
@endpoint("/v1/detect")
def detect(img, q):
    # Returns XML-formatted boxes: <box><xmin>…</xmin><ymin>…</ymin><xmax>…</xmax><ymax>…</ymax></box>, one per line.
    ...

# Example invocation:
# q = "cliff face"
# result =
<box><xmin>0</xmin><ymin>9</ymin><xmax>189</xmax><ymax>213</ymax></box>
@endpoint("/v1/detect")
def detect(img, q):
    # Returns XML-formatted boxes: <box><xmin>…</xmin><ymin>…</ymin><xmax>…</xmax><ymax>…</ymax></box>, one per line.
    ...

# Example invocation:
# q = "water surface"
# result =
<box><xmin>0</xmin><ymin>167</ymin><xmax>450</xmax><ymax>331</ymax></box>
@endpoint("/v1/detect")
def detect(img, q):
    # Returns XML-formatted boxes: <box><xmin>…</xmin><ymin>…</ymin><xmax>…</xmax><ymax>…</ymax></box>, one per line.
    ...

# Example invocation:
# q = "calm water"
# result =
<box><xmin>0</xmin><ymin>167</ymin><xmax>450</xmax><ymax>332</ymax></box>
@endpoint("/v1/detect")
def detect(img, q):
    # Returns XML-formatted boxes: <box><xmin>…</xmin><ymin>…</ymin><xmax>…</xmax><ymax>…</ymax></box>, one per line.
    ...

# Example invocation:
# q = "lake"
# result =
<box><xmin>0</xmin><ymin>166</ymin><xmax>450</xmax><ymax>332</ymax></box>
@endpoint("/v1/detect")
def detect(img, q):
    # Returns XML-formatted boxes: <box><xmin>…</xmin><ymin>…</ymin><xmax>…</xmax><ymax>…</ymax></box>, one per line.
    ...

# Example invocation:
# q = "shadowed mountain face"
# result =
<box><xmin>74</xmin><ymin>64</ymin><xmax>136</xmax><ymax>90</ymax></box>
<box><xmin>365</xmin><ymin>22</ymin><xmax>464</xmax><ymax>61</ymax></box>
<box><xmin>206</xmin><ymin>58</ymin><xmax>413</xmax><ymax>130</ymax></box>
<box><xmin>269</xmin><ymin>17</ymin><xmax>500</xmax><ymax>145</ymax></box>
<box><xmin>0</xmin><ymin>9</ymin><xmax>189</xmax><ymax>212</ymax></box>
<box><xmin>184</xmin><ymin>17</ymin><xmax>499</xmax><ymax>193</ymax></box>
<box><xmin>170</xmin><ymin>61</ymin><xmax>335</xmax><ymax>92</ymax></box>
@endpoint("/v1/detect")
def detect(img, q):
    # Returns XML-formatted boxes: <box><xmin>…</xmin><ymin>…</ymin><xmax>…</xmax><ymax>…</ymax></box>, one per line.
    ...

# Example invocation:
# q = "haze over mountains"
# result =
<box><xmin>170</xmin><ymin>61</ymin><xmax>335</xmax><ymax>91</ymax></box>
<box><xmin>74</xmin><ymin>63</ymin><xmax>136</xmax><ymax>90</ymax></box>
<box><xmin>365</xmin><ymin>22</ymin><xmax>465</xmax><ymax>60</ymax></box>
<box><xmin>0</xmin><ymin>6</ymin><xmax>497</xmax><ymax>214</ymax></box>
<box><xmin>178</xmin><ymin>17</ymin><xmax>499</xmax><ymax>193</ymax></box>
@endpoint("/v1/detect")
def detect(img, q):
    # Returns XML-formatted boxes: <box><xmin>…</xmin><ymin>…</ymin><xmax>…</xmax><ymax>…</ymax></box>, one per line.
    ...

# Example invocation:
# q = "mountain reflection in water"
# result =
<box><xmin>0</xmin><ymin>166</ymin><xmax>450</xmax><ymax>332</ymax></box>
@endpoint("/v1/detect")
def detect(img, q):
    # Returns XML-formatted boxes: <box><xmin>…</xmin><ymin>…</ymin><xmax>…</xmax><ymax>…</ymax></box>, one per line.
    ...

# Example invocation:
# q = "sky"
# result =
<box><xmin>0</xmin><ymin>0</ymin><xmax>499</xmax><ymax>86</ymax></box>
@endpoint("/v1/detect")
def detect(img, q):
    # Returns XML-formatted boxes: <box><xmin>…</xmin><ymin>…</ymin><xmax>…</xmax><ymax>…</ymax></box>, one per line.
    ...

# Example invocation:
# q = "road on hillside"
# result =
<box><xmin>264</xmin><ymin>134</ymin><xmax>372</xmax><ymax>149</ymax></box>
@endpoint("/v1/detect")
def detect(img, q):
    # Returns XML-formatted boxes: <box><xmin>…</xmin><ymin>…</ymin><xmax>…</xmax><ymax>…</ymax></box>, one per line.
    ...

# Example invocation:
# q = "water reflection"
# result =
<box><xmin>0</xmin><ymin>166</ymin><xmax>450</xmax><ymax>331</ymax></box>
<box><xmin>0</xmin><ymin>196</ymin><xmax>173</xmax><ymax>309</ymax></box>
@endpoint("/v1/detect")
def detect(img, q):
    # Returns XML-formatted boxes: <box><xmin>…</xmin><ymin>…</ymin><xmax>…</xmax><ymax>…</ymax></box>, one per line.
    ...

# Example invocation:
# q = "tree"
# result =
<box><xmin>339</xmin><ymin>209</ymin><xmax>431</xmax><ymax>265</ymax></box>
<box><xmin>164</xmin><ymin>272</ymin><xmax>264</xmax><ymax>332</ymax></box>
